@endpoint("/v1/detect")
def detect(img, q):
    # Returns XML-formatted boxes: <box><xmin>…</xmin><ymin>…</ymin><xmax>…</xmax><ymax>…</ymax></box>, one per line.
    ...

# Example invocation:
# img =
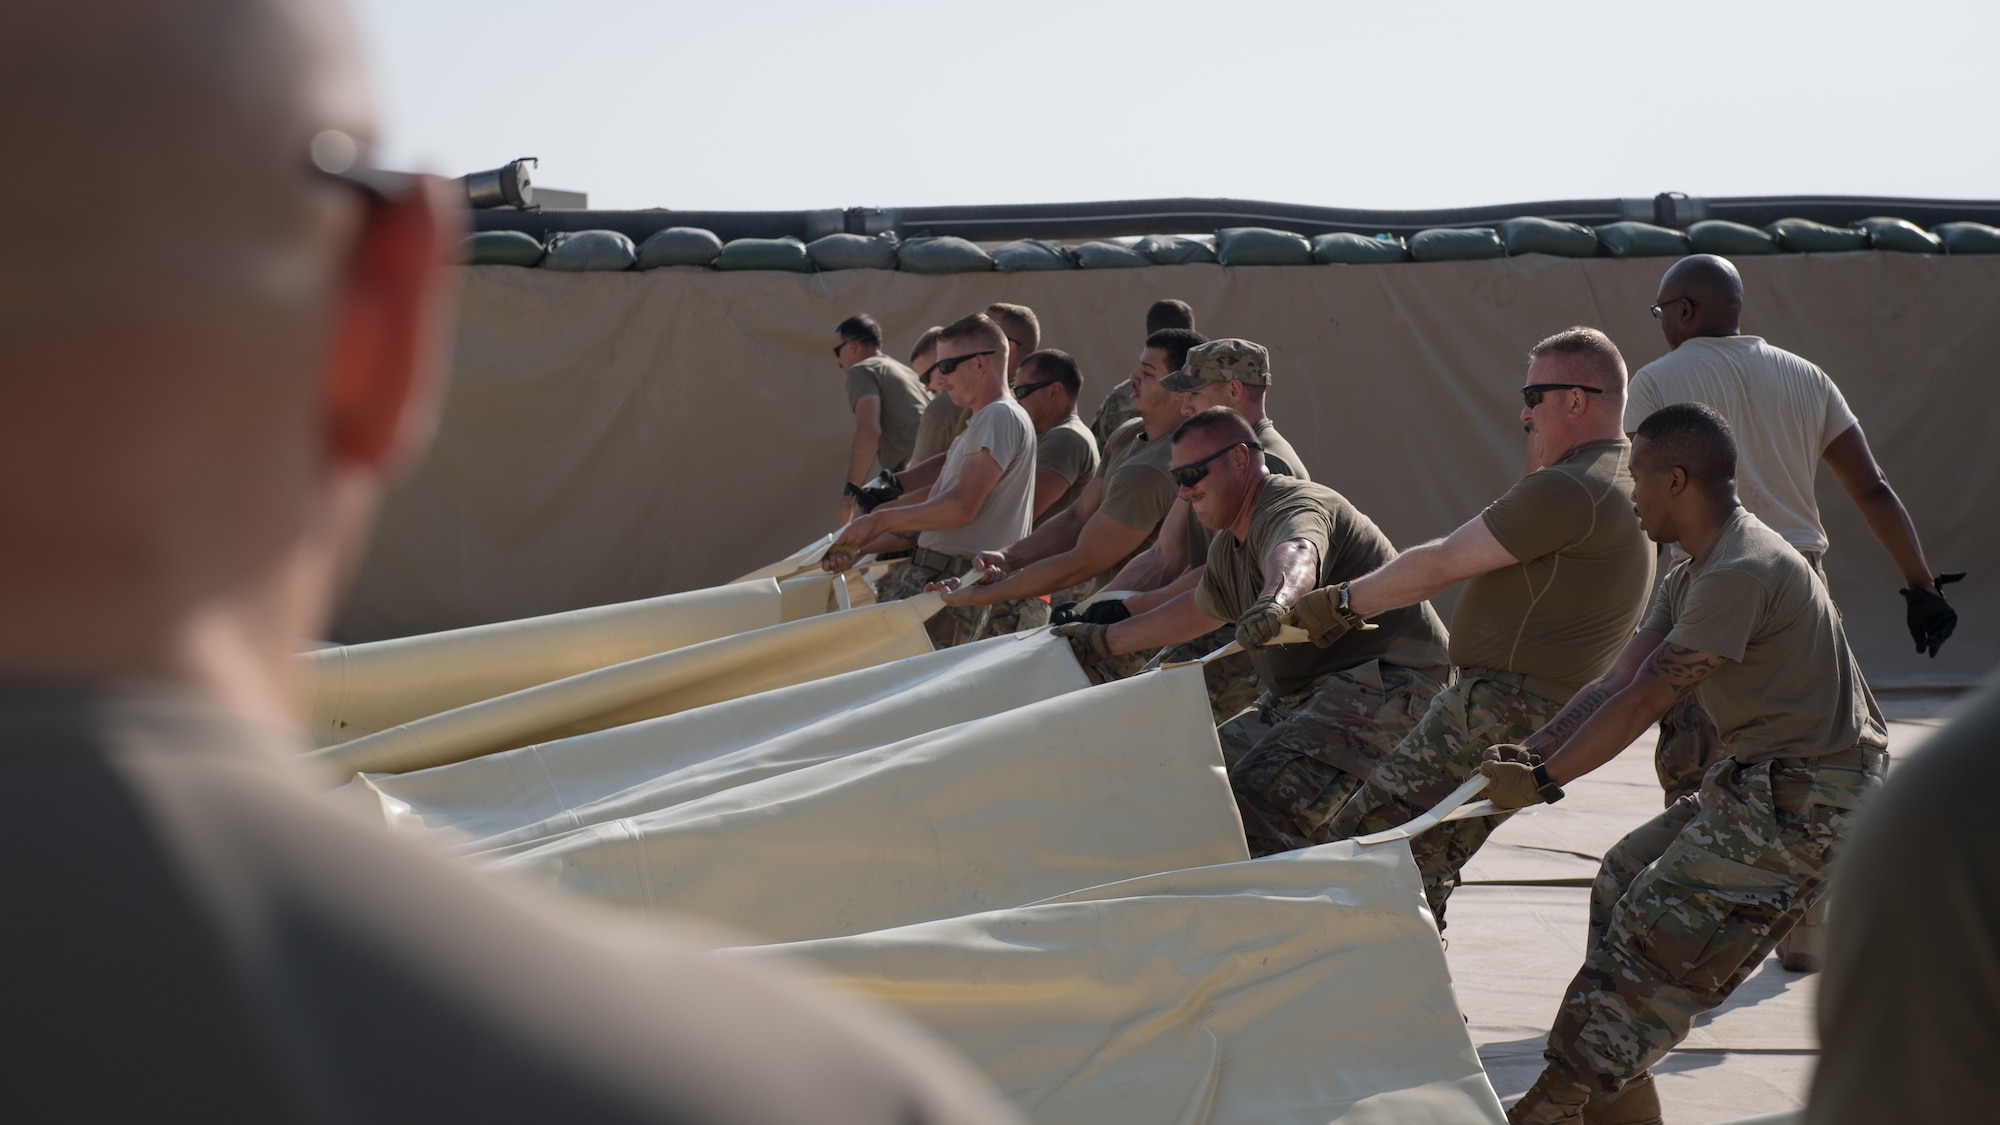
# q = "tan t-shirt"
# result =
<box><xmin>1626</xmin><ymin>336</ymin><xmax>1858</xmax><ymax>553</ymax></box>
<box><xmin>1096</xmin><ymin>417</ymin><xmax>1177</xmax><ymax>533</ymax></box>
<box><xmin>1450</xmin><ymin>438</ymin><xmax>1656</xmax><ymax>698</ymax></box>
<box><xmin>1033</xmin><ymin>415</ymin><xmax>1100</xmax><ymax>528</ymax></box>
<box><xmin>919</xmin><ymin>398</ymin><xmax>1037</xmax><ymax>558</ymax></box>
<box><xmin>911</xmin><ymin>393</ymin><xmax>970</xmax><ymax>464</ymax></box>
<box><xmin>1196</xmin><ymin>476</ymin><xmax>1450</xmax><ymax>698</ymax></box>
<box><xmin>1642</xmin><ymin>508</ymin><xmax>1886</xmax><ymax>762</ymax></box>
<box><xmin>844</xmin><ymin>356</ymin><xmax>931</xmax><ymax>473</ymax></box>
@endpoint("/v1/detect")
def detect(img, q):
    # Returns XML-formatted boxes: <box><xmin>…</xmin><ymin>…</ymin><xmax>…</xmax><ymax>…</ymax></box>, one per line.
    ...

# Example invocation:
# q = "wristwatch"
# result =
<box><xmin>1530</xmin><ymin>762</ymin><xmax>1567</xmax><ymax>804</ymax></box>
<box><xmin>1334</xmin><ymin>582</ymin><xmax>1367</xmax><ymax>628</ymax></box>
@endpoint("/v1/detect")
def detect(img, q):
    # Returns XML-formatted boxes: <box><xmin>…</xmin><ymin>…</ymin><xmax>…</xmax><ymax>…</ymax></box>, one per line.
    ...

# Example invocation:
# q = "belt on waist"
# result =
<box><xmin>908</xmin><ymin>547</ymin><xmax>973</xmax><ymax>577</ymax></box>
<box><xmin>1458</xmin><ymin>666</ymin><xmax>1575</xmax><ymax>706</ymax></box>
<box><xmin>1775</xmin><ymin>744</ymin><xmax>1888</xmax><ymax>773</ymax></box>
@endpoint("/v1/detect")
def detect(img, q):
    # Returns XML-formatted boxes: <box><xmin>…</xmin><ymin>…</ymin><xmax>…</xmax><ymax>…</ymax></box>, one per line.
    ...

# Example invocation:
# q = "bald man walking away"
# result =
<box><xmin>1633</xmin><ymin>253</ymin><xmax>1962</xmax><ymax>971</ymax></box>
<box><xmin>1091</xmin><ymin>299</ymin><xmax>1196</xmax><ymax>444</ymax></box>
<box><xmin>0</xmin><ymin>3</ymin><xmax>1021</xmax><ymax>1122</ymax></box>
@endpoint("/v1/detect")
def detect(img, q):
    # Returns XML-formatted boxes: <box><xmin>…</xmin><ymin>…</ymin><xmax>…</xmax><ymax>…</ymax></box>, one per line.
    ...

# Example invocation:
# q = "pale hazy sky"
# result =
<box><xmin>353</xmin><ymin>0</ymin><xmax>1998</xmax><ymax>214</ymax></box>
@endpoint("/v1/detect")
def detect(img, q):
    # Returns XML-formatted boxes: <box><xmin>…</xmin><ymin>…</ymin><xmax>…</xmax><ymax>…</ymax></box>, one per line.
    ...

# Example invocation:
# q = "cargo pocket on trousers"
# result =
<box><xmin>1620</xmin><ymin>841</ymin><xmax>1794</xmax><ymax>997</ymax></box>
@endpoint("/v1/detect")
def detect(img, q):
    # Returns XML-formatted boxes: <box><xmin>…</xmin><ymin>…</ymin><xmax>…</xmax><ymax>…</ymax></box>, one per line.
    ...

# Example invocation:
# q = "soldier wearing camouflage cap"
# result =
<box><xmin>1090</xmin><ymin>338</ymin><xmax>1313</xmax><ymax>762</ymax></box>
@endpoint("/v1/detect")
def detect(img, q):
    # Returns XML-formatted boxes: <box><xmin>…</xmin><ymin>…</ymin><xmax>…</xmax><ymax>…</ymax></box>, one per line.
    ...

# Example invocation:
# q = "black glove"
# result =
<box><xmin>1901</xmin><ymin>572</ymin><xmax>1965</xmax><ymax>658</ymax></box>
<box><xmin>844</xmin><ymin>471</ymin><xmax>904</xmax><ymax>514</ymax></box>
<box><xmin>1052</xmin><ymin>599</ymin><xmax>1132</xmax><ymax>626</ymax></box>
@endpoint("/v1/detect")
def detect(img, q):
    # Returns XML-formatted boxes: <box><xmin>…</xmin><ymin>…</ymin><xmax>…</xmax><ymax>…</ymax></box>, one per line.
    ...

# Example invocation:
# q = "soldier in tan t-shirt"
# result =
<box><xmin>1475</xmin><ymin>402</ymin><xmax>1886</xmax><ymax>1125</ymax></box>
<box><xmin>1051</xmin><ymin>408</ymin><xmax>1451</xmax><ymax>856</ymax></box>
<box><xmin>933</xmin><ymin>330</ymin><xmax>1201</xmax><ymax>624</ymax></box>
<box><xmin>834</xmin><ymin>314</ymin><xmax>931</xmax><ymax>524</ymax></box>
<box><xmin>1298</xmin><ymin>328</ymin><xmax>1656</xmax><ymax>925</ymax></box>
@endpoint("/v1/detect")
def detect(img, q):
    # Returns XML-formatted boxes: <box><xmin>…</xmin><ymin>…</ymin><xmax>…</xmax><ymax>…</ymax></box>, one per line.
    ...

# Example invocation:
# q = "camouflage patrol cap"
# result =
<box><xmin>1160</xmin><ymin>338</ymin><xmax>1273</xmax><ymax>392</ymax></box>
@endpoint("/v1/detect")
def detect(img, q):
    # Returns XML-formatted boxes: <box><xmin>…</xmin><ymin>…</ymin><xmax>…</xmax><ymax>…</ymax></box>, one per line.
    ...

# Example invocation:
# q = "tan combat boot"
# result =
<box><xmin>1585</xmin><ymin>1071</ymin><xmax>1664</xmax><ymax>1125</ymax></box>
<box><xmin>1507</xmin><ymin>1067</ymin><xmax>1591</xmax><ymax>1125</ymax></box>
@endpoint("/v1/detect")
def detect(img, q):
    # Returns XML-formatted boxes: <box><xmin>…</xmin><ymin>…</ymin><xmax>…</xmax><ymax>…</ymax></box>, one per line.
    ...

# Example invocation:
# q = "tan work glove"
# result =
<box><xmin>1477</xmin><ymin>744</ymin><xmax>1545</xmax><ymax>809</ymax></box>
<box><xmin>1236</xmin><ymin>596</ymin><xmax>1288</xmax><ymax>650</ymax></box>
<box><xmin>1054</xmin><ymin>622</ymin><xmax>1113</xmax><ymax>668</ymax></box>
<box><xmin>1293</xmin><ymin>583</ymin><xmax>1373</xmax><ymax>649</ymax></box>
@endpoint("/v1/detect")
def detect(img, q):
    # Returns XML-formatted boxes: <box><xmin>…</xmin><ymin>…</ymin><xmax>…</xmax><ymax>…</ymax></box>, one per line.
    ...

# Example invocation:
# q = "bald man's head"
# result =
<box><xmin>0</xmin><ymin>0</ymin><xmax>457</xmax><ymax>716</ymax></box>
<box><xmin>1654</xmin><ymin>254</ymin><xmax>1744</xmax><ymax>349</ymax></box>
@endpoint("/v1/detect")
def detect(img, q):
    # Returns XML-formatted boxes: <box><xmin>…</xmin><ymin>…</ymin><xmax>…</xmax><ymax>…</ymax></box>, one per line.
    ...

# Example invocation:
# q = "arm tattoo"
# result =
<box><xmin>1539</xmin><ymin>684</ymin><xmax>1612</xmax><ymax>747</ymax></box>
<box><xmin>1645</xmin><ymin>643</ymin><xmax>1728</xmax><ymax>696</ymax></box>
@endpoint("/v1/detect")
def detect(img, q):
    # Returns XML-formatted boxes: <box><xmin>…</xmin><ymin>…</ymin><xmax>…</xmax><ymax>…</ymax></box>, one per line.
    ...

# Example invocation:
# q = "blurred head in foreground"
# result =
<box><xmin>0</xmin><ymin>2</ymin><xmax>1019</xmax><ymax>1121</ymax></box>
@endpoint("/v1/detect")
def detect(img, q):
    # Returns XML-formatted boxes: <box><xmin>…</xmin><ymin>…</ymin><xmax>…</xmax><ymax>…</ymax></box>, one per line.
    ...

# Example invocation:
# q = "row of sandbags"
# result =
<box><xmin>465</xmin><ymin>215</ymin><xmax>2000</xmax><ymax>271</ymax></box>
<box><xmin>313</xmin><ymin>546</ymin><xmax>1508</xmax><ymax>1123</ymax></box>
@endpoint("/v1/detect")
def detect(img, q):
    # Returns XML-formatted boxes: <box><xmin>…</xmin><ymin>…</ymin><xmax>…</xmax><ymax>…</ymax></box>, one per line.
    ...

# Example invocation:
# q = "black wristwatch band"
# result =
<box><xmin>1531</xmin><ymin>762</ymin><xmax>1566</xmax><ymax>804</ymax></box>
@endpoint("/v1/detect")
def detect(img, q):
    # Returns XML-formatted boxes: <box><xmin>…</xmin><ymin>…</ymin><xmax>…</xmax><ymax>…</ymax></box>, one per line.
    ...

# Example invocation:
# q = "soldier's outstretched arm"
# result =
<box><xmin>1345</xmin><ymin>512</ymin><xmax>1519</xmax><ymax>619</ymax></box>
<box><xmin>1537</xmin><ymin>635</ymin><xmax>1726</xmax><ymax>787</ymax></box>
<box><xmin>1104</xmin><ymin>590</ymin><xmax>1223</xmax><ymax>655</ymax></box>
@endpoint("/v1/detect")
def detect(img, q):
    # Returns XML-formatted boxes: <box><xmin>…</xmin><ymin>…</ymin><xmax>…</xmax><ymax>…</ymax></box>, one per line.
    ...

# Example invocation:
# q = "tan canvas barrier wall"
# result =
<box><xmin>338</xmin><ymin>255</ymin><xmax>1999</xmax><ymax>687</ymax></box>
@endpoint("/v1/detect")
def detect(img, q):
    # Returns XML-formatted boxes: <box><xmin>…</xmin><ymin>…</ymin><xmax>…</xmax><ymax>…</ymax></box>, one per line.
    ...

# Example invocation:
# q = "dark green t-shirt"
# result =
<box><xmin>844</xmin><ymin>356</ymin><xmax>930</xmax><ymax>473</ymax></box>
<box><xmin>1195</xmin><ymin>476</ymin><xmax>1450</xmax><ymax>697</ymax></box>
<box><xmin>1033</xmin><ymin>415</ymin><xmax>1100</xmax><ymax>528</ymax></box>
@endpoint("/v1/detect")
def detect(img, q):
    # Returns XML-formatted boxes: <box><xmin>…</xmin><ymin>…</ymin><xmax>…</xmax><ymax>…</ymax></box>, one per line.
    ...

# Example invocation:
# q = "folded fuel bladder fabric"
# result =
<box><xmin>751</xmin><ymin>842</ymin><xmax>1506</xmax><ymax>1125</ymax></box>
<box><xmin>777</xmin><ymin>571</ymin><xmax>846</xmax><ymax>619</ymax></box>
<box><xmin>302</xmin><ymin>580</ymin><xmax>790</xmax><ymax>748</ymax></box>
<box><xmin>490</xmin><ymin>663</ymin><xmax>1247</xmax><ymax>943</ymax></box>
<box><xmin>356</xmin><ymin>630</ymin><xmax>1091</xmax><ymax>852</ymax></box>
<box><xmin>730</xmin><ymin>533</ymin><xmax>835</xmax><ymax>584</ymax></box>
<box><xmin>308</xmin><ymin>595</ymin><xmax>942</xmax><ymax>778</ymax></box>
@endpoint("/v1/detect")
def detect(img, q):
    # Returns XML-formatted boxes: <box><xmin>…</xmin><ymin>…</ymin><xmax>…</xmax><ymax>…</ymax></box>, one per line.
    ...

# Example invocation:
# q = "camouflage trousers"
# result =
<box><xmin>1654</xmin><ymin>691</ymin><xmax>1832</xmax><ymax>962</ymax></box>
<box><xmin>879</xmin><ymin>559</ymin><xmax>1047</xmax><ymax>649</ymax></box>
<box><xmin>1323</xmin><ymin>671</ymin><xmax>1564</xmax><ymax>927</ymax></box>
<box><xmin>1544</xmin><ymin>751</ymin><xmax>1883</xmax><ymax>1092</ymax></box>
<box><xmin>1230</xmin><ymin>660</ymin><xmax>1449</xmax><ymax>856</ymax></box>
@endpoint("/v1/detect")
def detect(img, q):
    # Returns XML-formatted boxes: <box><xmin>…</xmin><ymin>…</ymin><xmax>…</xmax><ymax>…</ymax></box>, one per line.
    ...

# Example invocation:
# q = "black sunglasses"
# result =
<box><xmin>1649</xmin><ymin>295</ymin><xmax>1699</xmax><ymax>319</ymax></box>
<box><xmin>308</xmin><ymin>129</ymin><xmax>417</xmax><ymax>203</ymax></box>
<box><xmin>934</xmin><ymin>350</ymin><xmax>996</xmax><ymax>376</ymax></box>
<box><xmin>1012</xmin><ymin>380</ymin><xmax>1056</xmax><ymax>400</ymax></box>
<box><xmin>1521</xmin><ymin>383</ymin><xmax>1604</xmax><ymax>407</ymax></box>
<box><xmin>1169</xmin><ymin>441</ymin><xmax>1260</xmax><ymax>488</ymax></box>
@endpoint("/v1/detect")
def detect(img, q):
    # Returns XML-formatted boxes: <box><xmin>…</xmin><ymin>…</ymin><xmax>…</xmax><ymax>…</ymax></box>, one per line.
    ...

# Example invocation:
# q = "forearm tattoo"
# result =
<box><xmin>1539</xmin><ymin>684</ymin><xmax>1612</xmax><ymax>748</ymax></box>
<box><xmin>1645</xmin><ymin>643</ymin><xmax>1727</xmax><ymax>696</ymax></box>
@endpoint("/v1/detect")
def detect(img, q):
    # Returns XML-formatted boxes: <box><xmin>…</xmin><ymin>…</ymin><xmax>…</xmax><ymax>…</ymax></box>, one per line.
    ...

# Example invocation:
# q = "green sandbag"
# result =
<box><xmin>635</xmin><ymin>227</ymin><xmax>722</xmax><ymax>269</ymax></box>
<box><xmin>1408</xmin><ymin>227</ymin><xmax>1504</xmax><ymax>262</ymax></box>
<box><xmin>714</xmin><ymin>236</ymin><xmax>812</xmax><ymax>272</ymax></box>
<box><xmin>1310</xmin><ymin>232</ymin><xmax>1408</xmax><ymax>264</ymax></box>
<box><xmin>1934</xmin><ymin>222</ymin><xmax>2000</xmax><ymax>254</ymax></box>
<box><xmin>464</xmin><ymin>230</ymin><xmax>544</xmax><ymax>267</ymax></box>
<box><xmin>992</xmin><ymin>240</ymin><xmax>1073</xmax><ymax>271</ymax></box>
<box><xmin>807</xmin><ymin>233</ymin><xmax>899</xmax><ymax>271</ymax></box>
<box><xmin>1498</xmin><ymin>217</ymin><xmax>1600</xmax><ymax>258</ymax></box>
<box><xmin>1686</xmin><ymin>220</ymin><xmax>1777</xmax><ymax>255</ymax></box>
<box><xmin>1214</xmin><ymin>227</ymin><xmax>1312</xmax><ymax>267</ymax></box>
<box><xmin>898</xmin><ymin>236</ymin><xmax>995</xmax><ymax>274</ymax></box>
<box><xmin>1766</xmin><ymin>218</ymin><xmax>1869</xmax><ymax>253</ymax></box>
<box><xmin>1593</xmin><ymin>222</ymin><xmax>1690</xmax><ymax>259</ymax></box>
<box><xmin>1134</xmin><ymin>235</ymin><xmax>1216</xmax><ymax>265</ymax></box>
<box><xmin>1854</xmin><ymin>217</ymin><xmax>1941</xmax><ymax>254</ymax></box>
<box><xmin>1073</xmin><ymin>241</ymin><xmax>1154</xmax><ymax>269</ymax></box>
<box><xmin>543</xmin><ymin>230</ymin><xmax>636</xmax><ymax>272</ymax></box>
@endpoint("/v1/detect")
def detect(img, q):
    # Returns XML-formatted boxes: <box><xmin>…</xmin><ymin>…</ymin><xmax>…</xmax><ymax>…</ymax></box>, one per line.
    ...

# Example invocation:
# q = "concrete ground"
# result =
<box><xmin>1445</xmin><ymin>689</ymin><xmax>1967</xmax><ymax>1123</ymax></box>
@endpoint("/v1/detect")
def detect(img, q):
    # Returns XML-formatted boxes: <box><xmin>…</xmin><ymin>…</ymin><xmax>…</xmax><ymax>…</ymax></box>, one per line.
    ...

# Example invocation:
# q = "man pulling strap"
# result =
<box><xmin>1051</xmin><ymin>408</ymin><xmax>1450</xmax><ymax>856</ymax></box>
<box><xmin>1481</xmin><ymin>403</ymin><xmax>1887</xmax><ymax>1125</ymax></box>
<box><xmin>1305</xmin><ymin>328</ymin><xmax>1656</xmax><ymax>927</ymax></box>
